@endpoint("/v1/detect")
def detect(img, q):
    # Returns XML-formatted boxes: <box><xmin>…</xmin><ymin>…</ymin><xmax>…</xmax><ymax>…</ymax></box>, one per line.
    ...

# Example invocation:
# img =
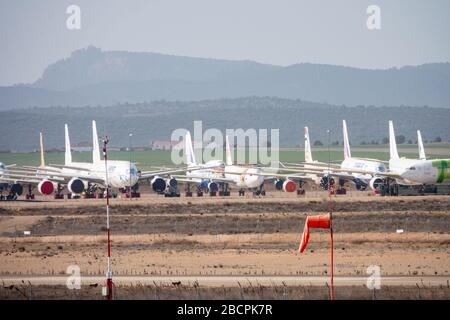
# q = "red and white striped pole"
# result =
<box><xmin>103</xmin><ymin>137</ymin><xmax>113</xmax><ymax>300</ymax></box>
<box><xmin>326</xmin><ymin>129</ymin><xmax>334</xmax><ymax>300</ymax></box>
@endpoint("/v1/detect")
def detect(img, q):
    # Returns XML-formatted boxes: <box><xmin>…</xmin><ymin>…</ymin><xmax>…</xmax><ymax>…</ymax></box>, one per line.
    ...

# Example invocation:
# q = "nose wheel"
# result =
<box><xmin>297</xmin><ymin>181</ymin><xmax>306</xmax><ymax>196</ymax></box>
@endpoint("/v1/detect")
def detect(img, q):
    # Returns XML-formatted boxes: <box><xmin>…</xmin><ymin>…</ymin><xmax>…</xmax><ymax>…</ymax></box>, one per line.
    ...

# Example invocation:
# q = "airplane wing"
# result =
<box><xmin>48</xmin><ymin>164</ymin><xmax>93</xmax><ymax>172</ymax></box>
<box><xmin>222</xmin><ymin>170</ymin><xmax>317</xmax><ymax>182</ymax></box>
<box><xmin>139</xmin><ymin>164</ymin><xmax>221</xmax><ymax>181</ymax></box>
<box><xmin>280</xmin><ymin>161</ymin><xmax>342</xmax><ymax>169</ymax></box>
<box><xmin>278</xmin><ymin>165</ymin><xmax>403</xmax><ymax>180</ymax></box>
<box><xmin>171</xmin><ymin>175</ymin><xmax>235</xmax><ymax>184</ymax></box>
<box><xmin>0</xmin><ymin>176</ymin><xmax>42</xmax><ymax>184</ymax></box>
<box><xmin>7</xmin><ymin>168</ymin><xmax>107</xmax><ymax>186</ymax></box>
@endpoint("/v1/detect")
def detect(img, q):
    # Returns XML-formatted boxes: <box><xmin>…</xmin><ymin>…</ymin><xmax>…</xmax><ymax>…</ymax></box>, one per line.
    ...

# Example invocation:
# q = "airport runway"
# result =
<box><xmin>1</xmin><ymin>275</ymin><xmax>448</xmax><ymax>287</ymax></box>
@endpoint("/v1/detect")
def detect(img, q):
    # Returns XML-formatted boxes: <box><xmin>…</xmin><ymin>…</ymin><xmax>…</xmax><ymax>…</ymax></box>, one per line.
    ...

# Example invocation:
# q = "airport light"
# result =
<box><xmin>103</xmin><ymin>137</ymin><xmax>113</xmax><ymax>300</ymax></box>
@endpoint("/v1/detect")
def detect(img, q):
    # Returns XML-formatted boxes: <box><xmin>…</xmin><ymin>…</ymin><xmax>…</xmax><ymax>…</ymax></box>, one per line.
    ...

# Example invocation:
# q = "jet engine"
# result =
<box><xmin>282</xmin><ymin>179</ymin><xmax>296</xmax><ymax>192</ymax></box>
<box><xmin>68</xmin><ymin>178</ymin><xmax>86</xmax><ymax>194</ymax></box>
<box><xmin>38</xmin><ymin>180</ymin><xmax>55</xmax><ymax>195</ymax></box>
<box><xmin>208</xmin><ymin>181</ymin><xmax>219</xmax><ymax>192</ymax></box>
<box><xmin>369</xmin><ymin>177</ymin><xmax>384</xmax><ymax>190</ymax></box>
<box><xmin>274</xmin><ymin>179</ymin><xmax>284</xmax><ymax>190</ymax></box>
<box><xmin>150</xmin><ymin>176</ymin><xmax>166</xmax><ymax>193</ymax></box>
<box><xmin>166</xmin><ymin>178</ymin><xmax>178</xmax><ymax>189</ymax></box>
<box><xmin>10</xmin><ymin>183</ymin><xmax>23</xmax><ymax>196</ymax></box>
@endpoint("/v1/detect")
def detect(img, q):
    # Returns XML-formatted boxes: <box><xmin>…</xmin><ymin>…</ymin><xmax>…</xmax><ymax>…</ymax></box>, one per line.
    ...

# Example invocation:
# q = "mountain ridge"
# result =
<box><xmin>1</xmin><ymin>46</ymin><xmax>449</xmax><ymax>110</ymax></box>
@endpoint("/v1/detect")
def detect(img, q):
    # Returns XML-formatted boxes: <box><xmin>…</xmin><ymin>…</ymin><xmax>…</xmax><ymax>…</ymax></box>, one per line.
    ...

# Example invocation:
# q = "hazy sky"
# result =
<box><xmin>1</xmin><ymin>0</ymin><xmax>449</xmax><ymax>86</ymax></box>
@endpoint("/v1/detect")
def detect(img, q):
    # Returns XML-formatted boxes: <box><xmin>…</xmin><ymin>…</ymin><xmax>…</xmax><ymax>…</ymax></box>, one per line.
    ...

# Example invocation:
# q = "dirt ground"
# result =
<box><xmin>0</xmin><ymin>193</ymin><xmax>449</xmax><ymax>299</ymax></box>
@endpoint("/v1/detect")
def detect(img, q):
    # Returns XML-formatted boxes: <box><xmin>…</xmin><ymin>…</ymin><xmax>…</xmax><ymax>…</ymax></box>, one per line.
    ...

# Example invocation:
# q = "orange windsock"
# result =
<box><xmin>298</xmin><ymin>214</ymin><xmax>331</xmax><ymax>253</ymax></box>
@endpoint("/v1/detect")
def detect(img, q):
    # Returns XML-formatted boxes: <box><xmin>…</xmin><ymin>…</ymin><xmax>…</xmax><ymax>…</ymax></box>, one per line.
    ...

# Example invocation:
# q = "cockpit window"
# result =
<box><xmin>409</xmin><ymin>167</ymin><xmax>416</xmax><ymax>170</ymax></box>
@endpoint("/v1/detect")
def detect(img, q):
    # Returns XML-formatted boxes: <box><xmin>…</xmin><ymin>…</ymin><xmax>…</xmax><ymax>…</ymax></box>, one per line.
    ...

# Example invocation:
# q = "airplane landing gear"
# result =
<box><xmin>297</xmin><ymin>181</ymin><xmax>306</xmax><ymax>196</ymax></box>
<box><xmin>25</xmin><ymin>184</ymin><xmax>35</xmax><ymax>200</ymax></box>
<box><xmin>185</xmin><ymin>183</ymin><xmax>193</xmax><ymax>197</ymax></box>
<box><xmin>54</xmin><ymin>184</ymin><xmax>64</xmax><ymax>199</ymax></box>
<box><xmin>164</xmin><ymin>184</ymin><xmax>180</xmax><ymax>197</ymax></box>
<box><xmin>238</xmin><ymin>189</ymin><xmax>245</xmax><ymax>196</ymax></box>
<box><xmin>336</xmin><ymin>179</ymin><xmax>347</xmax><ymax>195</ymax></box>
<box><xmin>84</xmin><ymin>183</ymin><xmax>97</xmax><ymax>198</ymax></box>
<box><xmin>218</xmin><ymin>183</ymin><xmax>231</xmax><ymax>196</ymax></box>
<box><xmin>126</xmin><ymin>183</ymin><xmax>140</xmax><ymax>198</ymax></box>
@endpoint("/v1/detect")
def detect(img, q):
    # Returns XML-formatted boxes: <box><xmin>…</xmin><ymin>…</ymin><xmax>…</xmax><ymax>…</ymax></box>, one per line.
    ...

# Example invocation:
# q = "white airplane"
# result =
<box><xmin>0</xmin><ymin>133</ymin><xmax>66</xmax><ymax>198</ymax></box>
<box><xmin>6</xmin><ymin>121</ymin><xmax>198</xmax><ymax>199</ymax></box>
<box><xmin>339</xmin><ymin>120</ymin><xmax>387</xmax><ymax>190</ymax></box>
<box><xmin>172</xmin><ymin>132</ymin><xmax>266</xmax><ymax>196</ymax></box>
<box><xmin>225</xmin><ymin>130</ymin><xmax>322</xmax><ymax>194</ymax></box>
<box><xmin>26</xmin><ymin>121</ymin><xmax>140</xmax><ymax>196</ymax></box>
<box><xmin>276</xmin><ymin>124</ymin><xmax>383</xmax><ymax>191</ymax></box>
<box><xmin>300</xmin><ymin>121</ymin><xmax>450</xmax><ymax>186</ymax></box>
<box><xmin>385</xmin><ymin>121</ymin><xmax>450</xmax><ymax>185</ymax></box>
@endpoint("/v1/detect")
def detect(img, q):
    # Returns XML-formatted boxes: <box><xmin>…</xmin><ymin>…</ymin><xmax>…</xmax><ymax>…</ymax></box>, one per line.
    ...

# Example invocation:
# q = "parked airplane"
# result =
<box><xmin>171</xmin><ymin>132</ymin><xmax>266</xmax><ymax>196</ymax></box>
<box><xmin>276</xmin><ymin>123</ymin><xmax>385</xmax><ymax>191</ymax></box>
<box><xmin>0</xmin><ymin>133</ymin><xmax>66</xmax><ymax>198</ymax></box>
<box><xmin>301</xmin><ymin>121</ymin><xmax>450</xmax><ymax>186</ymax></box>
<box><xmin>25</xmin><ymin>121</ymin><xmax>140</xmax><ymax>196</ymax></box>
<box><xmin>386</xmin><ymin>121</ymin><xmax>450</xmax><ymax>185</ymax></box>
<box><xmin>3</xmin><ymin>121</ymin><xmax>201</xmax><ymax>199</ymax></box>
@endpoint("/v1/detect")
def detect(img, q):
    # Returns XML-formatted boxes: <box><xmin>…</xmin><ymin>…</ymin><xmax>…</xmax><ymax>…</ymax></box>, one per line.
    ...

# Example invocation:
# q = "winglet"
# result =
<box><xmin>92</xmin><ymin>120</ymin><xmax>101</xmax><ymax>163</ymax></box>
<box><xmin>64</xmin><ymin>124</ymin><xmax>72</xmax><ymax>165</ymax></box>
<box><xmin>185</xmin><ymin>131</ymin><xmax>196</xmax><ymax>165</ymax></box>
<box><xmin>225</xmin><ymin>135</ymin><xmax>233</xmax><ymax>166</ymax></box>
<box><xmin>39</xmin><ymin>132</ymin><xmax>45</xmax><ymax>167</ymax></box>
<box><xmin>304</xmin><ymin>127</ymin><xmax>313</xmax><ymax>163</ymax></box>
<box><xmin>389</xmin><ymin>121</ymin><xmax>399</xmax><ymax>160</ymax></box>
<box><xmin>343</xmin><ymin>120</ymin><xmax>352</xmax><ymax>160</ymax></box>
<box><xmin>417</xmin><ymin>130</ymin><xmax>426</xmax><ymax>160</ymax></box>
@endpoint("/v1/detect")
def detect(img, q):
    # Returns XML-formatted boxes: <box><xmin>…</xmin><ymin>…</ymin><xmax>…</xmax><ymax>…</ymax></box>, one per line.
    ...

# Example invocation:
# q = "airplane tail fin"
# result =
<box><xmin>389</xmin><ymin>120</ymin><xmax>399</xmax><ymax>160</ymax></box>
<box><xmin>185</xmin><ymin>131</ymin><xmax>196</xmax><ymax>165</ymax></box>
<box><xmin>39</xmin><ymin>132</ymin><xmax>45</xmax><ymax>167</ymax></box>
<box><xmin>64</xmin><ymin>124</ymin><xmax>72</xmax><ymax>165</ymax></box>
<box><xmin>343</xmin><ymin>120</ymin><xmax>352</xmax><ymax>160</ymax></box>
<box><xmin>92</xmin><ymin>120</ymin><xmax>101</xmax><ymax>163</ymax></box>
<box><xmin>304</xmin><ymin>127</ymin><xmax>313</xmax><ymax>163</ymax></box>
<box><xmin>417</xmin><ymin>130</ymin><xmax>426</xmax><ymax>160</ymax></box>
<box><xmin>225</xmin><ymin>135</ymin><xmax>233</xmax><ymax>166</ymax></box>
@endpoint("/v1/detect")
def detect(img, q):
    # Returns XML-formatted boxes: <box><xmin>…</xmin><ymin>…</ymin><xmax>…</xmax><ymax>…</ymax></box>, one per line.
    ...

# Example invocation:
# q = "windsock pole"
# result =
<box><xmin>103</xmin><ymin>137</ymin><xmax>113</xmax><ymax>300</ymax></box>
<box><xmin>330</xmin><ymin>212</ymin><xmax>334</xmax><ymax>300</ymax></box>
<box><xmin>327</xmin><ymin>129</ymin><xmax>334</xmax><ymax>300</ymax></box>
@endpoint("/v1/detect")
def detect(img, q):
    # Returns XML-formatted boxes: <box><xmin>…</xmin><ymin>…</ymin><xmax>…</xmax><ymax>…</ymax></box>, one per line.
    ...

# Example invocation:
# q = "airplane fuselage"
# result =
<box><xmin>341</xmin><ymin>158</ymin><xmax>386</xmax><ymax>184</ymax></box>
<box><xmin>393</xmin><ymin>159</ymin><xmax>450</xmax><ymax>185</ymax></box>
<box><xmin>185</xmin><ymin>160</ymin><xmax>264</xmax><ymax>189</ymax></box>
<box><xmin>64</xmin><ymin>160</ymin><xmax>139</xmax><ymax>188</ymax></box>
<box><xmin>224</xmin><ymin>165</ymin><xmax>265</xmax><ymax>188</ymax></box>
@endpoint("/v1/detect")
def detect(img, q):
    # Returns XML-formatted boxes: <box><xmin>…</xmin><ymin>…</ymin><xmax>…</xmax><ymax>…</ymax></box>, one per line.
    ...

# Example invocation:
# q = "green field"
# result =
<box><xmin>2</xmin><ymin>143</ymin><xmax>449</xmax><ymax>171</ymax></box>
